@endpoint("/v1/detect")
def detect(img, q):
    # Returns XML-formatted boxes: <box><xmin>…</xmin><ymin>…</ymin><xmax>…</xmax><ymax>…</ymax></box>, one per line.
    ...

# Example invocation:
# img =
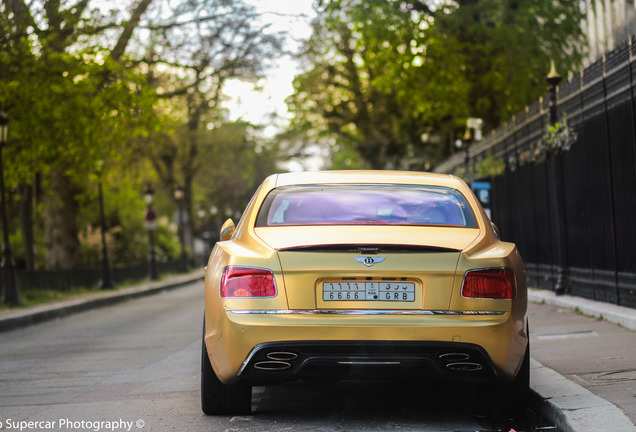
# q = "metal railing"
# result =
<box><xmin>436</xmin><ymin>36</ymin><xmax>636</xmax><ymax>309</ymax></box>
<box><xmin>0</xmin><ymin>258</ymin><xmax>195</xmax><ymax>294</ymax></box>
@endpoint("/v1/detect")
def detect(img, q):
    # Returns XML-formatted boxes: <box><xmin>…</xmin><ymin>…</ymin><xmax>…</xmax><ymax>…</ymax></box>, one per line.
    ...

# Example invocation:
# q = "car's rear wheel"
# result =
<box><xmin>495</xmin><ymin>328</ymin><xmax>530</xmax><ymax>416</ymax></box>
<box><xmin>482</xmin><ymin>327</ymin><xmax>530</xmax><ymax>418</ymax></box>
<box><xmin>503</xmin><ymin>339</ymin><xmax>530</xmax><ymax>409</ymax></box>
<box><xmin>201</xmin><ymin>320</ymin><xmax>252</xmax><ymax>415</ymax></box>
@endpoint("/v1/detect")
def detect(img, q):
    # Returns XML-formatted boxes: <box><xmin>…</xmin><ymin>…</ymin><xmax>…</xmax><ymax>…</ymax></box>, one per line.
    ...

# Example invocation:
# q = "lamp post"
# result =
<box><xmin>463</xmin><ymin>127</ymin><xmax>472</xmax><ymax>175</ymax></box>
<box><xmin>547</xmin><ymin>60</ymin><xmax>562</xmax><ymax>126</ymax></box>
<box><xmin>97</xmin><ymin>161</ymin><xmax>113</xmax><ymax>289</ymax></box>
<box><xmin>546</xmin><ymin>60</ymin><xmax>568</xmax><ymax>295</ymax></box>
<box><xmin>454</xmin><ymin>129</ymin><xmax>471</xmax><ymax>178</ymax></box>
<box><xmin>144</xmin><ymin>185</ymin><xmax>158</xmax><ymax>281</ymax></box>
<box><xmin>210</xmin><ymin>205</ymin><xmax>219</xmax><ymax>242</ymax></box>
<box><xmin>0</xmin><ymin>111</ymin><xmax>19</xmax><ymax>305</ymax></box>
<box><xmin>196</xmin><ymin>204</ymin><xmax>206</xmax><ymax>265</ymax></box>
<box><xmin>174</xmin><ymin>185</ymin><xmax>187</xmax><ymax>272</ymax></box>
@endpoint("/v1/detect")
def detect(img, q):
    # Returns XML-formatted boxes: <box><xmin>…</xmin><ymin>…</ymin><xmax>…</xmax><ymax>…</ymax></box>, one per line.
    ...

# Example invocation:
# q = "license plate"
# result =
<box><xmin>323</xmin><ymin>281</ymin><xmax>415</xmax><ymax>302</ymax></box>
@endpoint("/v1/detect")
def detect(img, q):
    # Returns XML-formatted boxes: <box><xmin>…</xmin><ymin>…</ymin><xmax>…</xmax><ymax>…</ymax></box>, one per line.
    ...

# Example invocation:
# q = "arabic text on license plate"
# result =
<box><xmin>323</xmin><ymin>281</ymin><xmax>415</xmax><ymax>301</ymax></box>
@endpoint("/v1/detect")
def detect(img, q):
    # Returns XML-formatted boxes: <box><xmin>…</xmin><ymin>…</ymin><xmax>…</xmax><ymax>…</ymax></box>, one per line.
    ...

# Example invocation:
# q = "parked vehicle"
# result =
<box><xmin>202</xmin><ymin>170</ymin><xmax>528</xmax><ymax>414</ymax></box>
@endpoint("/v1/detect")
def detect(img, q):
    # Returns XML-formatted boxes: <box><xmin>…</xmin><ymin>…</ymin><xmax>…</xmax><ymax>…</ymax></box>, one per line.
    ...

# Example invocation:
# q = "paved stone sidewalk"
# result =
<box><xmin>529</xmin><ymin>289</ymin><xmax>636</xmax><ymax>432</ymax></box>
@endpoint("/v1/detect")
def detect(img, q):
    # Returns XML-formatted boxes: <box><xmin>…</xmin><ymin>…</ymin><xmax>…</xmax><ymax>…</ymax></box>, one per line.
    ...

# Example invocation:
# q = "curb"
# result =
<box><xmin>529</xmin><ymin>289</ymin><xmax>636</xmax><ymax>332</ymax></box>
<box><xmin>0</xmin><ymin>271</ymin><xmax>204</xmax><ymax>333</ymax></box>
<box><xmin>530</xmin><ymin>359</ymin><xmax>636</xmax><ymax>432</ymax></box>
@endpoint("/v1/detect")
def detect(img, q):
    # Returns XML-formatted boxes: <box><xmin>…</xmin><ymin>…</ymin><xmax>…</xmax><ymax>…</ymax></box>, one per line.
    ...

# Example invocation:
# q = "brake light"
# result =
<box><xmin>220</xmin><ymin>266</ymin><xmax>277</xmax><ymax>298</ymax></box>
<box><xmin>461</xmin><ymin>268</ymin><xmax>516</xmax><ymax>299</ymax></box>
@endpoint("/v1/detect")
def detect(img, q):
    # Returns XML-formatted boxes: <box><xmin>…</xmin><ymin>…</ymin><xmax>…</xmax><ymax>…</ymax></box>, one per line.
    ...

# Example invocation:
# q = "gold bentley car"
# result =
<box><xmin>202</xmin><ymin>170</ymin><xmax>528</xmax><ymax>414</ymax></box>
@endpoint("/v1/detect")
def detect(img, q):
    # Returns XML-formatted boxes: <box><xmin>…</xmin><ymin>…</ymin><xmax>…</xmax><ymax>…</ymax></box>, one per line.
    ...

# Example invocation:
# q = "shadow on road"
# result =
<box><xmin>248</xmin><ymin>380</ymin><xmax>558</xmax><ymax>432</ymax></box>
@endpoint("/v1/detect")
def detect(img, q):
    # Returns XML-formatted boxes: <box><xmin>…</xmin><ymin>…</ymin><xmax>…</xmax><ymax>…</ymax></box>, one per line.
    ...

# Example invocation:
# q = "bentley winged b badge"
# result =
<box><xmin>353</xmin><ymin>256</ymin><xmax>386</xmax><ymax>267</ymax></box>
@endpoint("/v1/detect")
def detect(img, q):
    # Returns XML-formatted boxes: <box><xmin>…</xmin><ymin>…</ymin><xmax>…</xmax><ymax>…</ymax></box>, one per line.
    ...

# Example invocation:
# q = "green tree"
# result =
<box><xmin>286</xmin><ymin>0</ymin><xmax>585</xmax><ymax>169</ymax></box>
<box><xmin>287</xmin><ymin>7</ymin><xmax>438</xmax><ymax>170</ymax></box>
<box><xmin>402</xmin><ymin>0</ymin><xmax>584</xmax><ymax>130</ymax></box>
<box><xmin>193</xmin><ymin>120</ymin><xmax>282</xmax><ymax>230</ymax></box>
<box><xmin>1</xmin><ymin>0</ymin><xmax>162</xmax><ymax>270</ymax></box>
<box><xmin>0</xmin><ymin>0</ymin><xmax>283</xmax><ymax>273</ymax></box>
<box><xmin>129</xmin><ymin>0</ymin><xmax>283</xmax><ymax>257</ymax></box>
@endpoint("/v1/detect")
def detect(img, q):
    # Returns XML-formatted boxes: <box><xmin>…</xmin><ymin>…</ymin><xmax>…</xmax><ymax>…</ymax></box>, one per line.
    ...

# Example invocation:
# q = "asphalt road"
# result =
<box><xmin>0</xmin><ymin>282</ymin><xmax>554</xmax><ymax>432</ymax></box>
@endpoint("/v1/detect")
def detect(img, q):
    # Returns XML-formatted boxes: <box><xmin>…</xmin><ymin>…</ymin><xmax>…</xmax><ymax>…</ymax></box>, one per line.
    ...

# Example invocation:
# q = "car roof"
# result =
<box><xmin>271</xmin><ymin>170</ymin><xmax>465</xmax><ymax>189</ymax></box>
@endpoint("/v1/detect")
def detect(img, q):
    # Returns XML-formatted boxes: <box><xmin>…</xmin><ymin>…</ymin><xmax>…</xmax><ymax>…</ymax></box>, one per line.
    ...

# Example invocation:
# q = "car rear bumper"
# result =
<box><xmin>236</xmin><ymin>340</ymin><xmax>499</xmax><ymax>385</ymax></box>
<box><xmin>205</xmin><ymin>307</ymin><xmax>528</xmax><ymax>385</ymax></box>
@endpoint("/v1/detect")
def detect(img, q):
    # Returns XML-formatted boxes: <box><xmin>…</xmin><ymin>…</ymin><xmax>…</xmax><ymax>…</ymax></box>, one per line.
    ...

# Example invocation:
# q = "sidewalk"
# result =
<box><xmin>0</xmin><ymin>270</ymin><xmax>204</xmax><ymax>333</ymax></box>
<box><xmin>528</xmin><ymin>289</ymin><xmax>636</xmax><ymax>432</ymax></box>
<box><xmin>1</xmin><ymin>278</ymin><xmax>634</xmax><ymax>431</ymax></box>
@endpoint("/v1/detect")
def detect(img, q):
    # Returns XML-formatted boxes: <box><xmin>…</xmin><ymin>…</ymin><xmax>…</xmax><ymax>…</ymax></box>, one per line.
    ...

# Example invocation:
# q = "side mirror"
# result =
<box><xmin>219</xmin><ymin>218</ymin><xmax>235</xmax><ymax>241</ymax></box>
<box><xmin>491</xmin><ymin>222</ymin><xmax>501</xmax><ymax>240</ymax></box>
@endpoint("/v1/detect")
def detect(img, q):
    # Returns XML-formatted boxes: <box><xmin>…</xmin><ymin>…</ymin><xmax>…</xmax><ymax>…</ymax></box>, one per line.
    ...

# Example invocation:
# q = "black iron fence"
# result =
<box><xmin>0</xmin><ymin>259</ymin><xmax>189</xmax><ymax>294</ymax></box>
<box><xmin>436</xmin><ymin>36</ymin><xmax>636</xmax><ymax>309</ymax></box>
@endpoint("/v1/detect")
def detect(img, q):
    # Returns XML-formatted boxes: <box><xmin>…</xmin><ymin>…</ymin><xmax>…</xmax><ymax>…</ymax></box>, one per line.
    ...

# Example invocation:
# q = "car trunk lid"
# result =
<box><xmin>255</xmin><ymin>226</ymin><xmax>480</xmax><ymax>310</ymax></box>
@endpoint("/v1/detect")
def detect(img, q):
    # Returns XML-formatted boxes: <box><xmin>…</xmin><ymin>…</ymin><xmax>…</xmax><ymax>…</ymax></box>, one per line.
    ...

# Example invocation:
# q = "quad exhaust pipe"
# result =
<box><xmin>438</xmin><ymin>352</ymin><xmax>470</xmax><ymax>362</ymax></box>
<box><xmin>266</xmin><ymin>351</ymin><xmax>298</xmax><ymax>361</ymax></box>
<box><xmin>439</xmin><ymin>352</ymin><xmax>482</xmax><ymax>372</ymax></box>
<box><xmin>254</xmin><ymin>360</ymin><xmax>292</xmax><ymax>371</ymax></box>
<box><xmin>254</xmin><ymin>351</ymin><xmax>299</xmax><ymax>371</ymax></box>
<box><xmin>252</xmin><ymin>350</ymin><xmax>483</xmax><ymax>373</ymax></box>
<box><xmin>445</xmin><ymin>362</ymin><xmax>483</xmax><ymax>372</ymax></box>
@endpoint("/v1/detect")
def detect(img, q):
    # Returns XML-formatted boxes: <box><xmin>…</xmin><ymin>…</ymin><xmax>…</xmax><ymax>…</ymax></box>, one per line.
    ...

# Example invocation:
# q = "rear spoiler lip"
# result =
<box><xmin>276</xmin><ymin>244</ymin><xmax>462</xmax><ymax>254</ymax></box>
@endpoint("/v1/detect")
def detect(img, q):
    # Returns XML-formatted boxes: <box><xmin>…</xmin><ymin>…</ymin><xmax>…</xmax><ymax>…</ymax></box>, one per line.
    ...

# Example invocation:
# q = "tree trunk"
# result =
<box><xmin>42</xmin><ymin>169</ymin><xmax>81</xmax><ymax>270</ymax></box>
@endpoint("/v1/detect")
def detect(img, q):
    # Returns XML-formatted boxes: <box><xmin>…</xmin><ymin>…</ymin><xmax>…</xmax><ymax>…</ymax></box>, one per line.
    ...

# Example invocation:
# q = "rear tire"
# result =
<box><xmin>483</xmin><ymin>330</ymin><xmax>530</xmax><ymax>418</ymax></box>
<box><xmin>502</xmin><ymin>341</ymin><xmax>530</xmax><ymax>414</ymax></box>
<box><xmin>201</xmin><ymin>320</ymin><xmax>252</xmax><ymax>415</ymax></box>
<box><xmin>498</xmin><ymin>330</ymin><xmax>531</xmax><ymax>416</ymax></box>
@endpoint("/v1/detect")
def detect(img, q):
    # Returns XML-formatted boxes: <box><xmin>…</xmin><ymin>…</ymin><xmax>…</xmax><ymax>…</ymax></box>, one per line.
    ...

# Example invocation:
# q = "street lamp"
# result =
<box><xmin>546</xmin><ymin>60</ymin><xmax>562</xmax><ymax>127</ymax></box>
<box><xmin>97</xmin><ymin>161</ymin><xmax>113</xmax><ymax>289</ymax></box>
<box><xmin>174</xmin><ymin>185</ymin><xmax>187</xmax><ymax>272</ymax></box>
<box><xmin>0</xmin><ymin>111</ymin><xmax>19</xmax><ymax>305</ymax></box>
<box><xmin>463</xmin><ymin>127</ymin><xmax>472</xmax><ymax>175</ymax></box>
<box><xmin>546</xmin><ymin>60</ymin><xmax>568</xmax><ymax>295</ymax></box>
<box><xmin>197</xmin><ymin>204</ymin><xmax>206</xmax><ymax>265</ymax></box>
<box><xmin>197</xmin><ymin>205</ymin><xmax>205</xmax><ymax>220</ymax></box>
<box><xmin>454</xmin><ymin>128</ymin><xmax>472</xmax><ymax>178</ymax></box>
<box><xmin>144</xmin><ymin>185</ymin><xmax>158</xmax><ymax>281</ymax></box>
<box><xmin>209</xmin><ymin>205</ymin><xmax>219</xmax><ymax>244</ymax></box>
<box><xmin>210</xmin><ymin>204</ymin><xmax>218</xmax><ymax>226</ymax></box>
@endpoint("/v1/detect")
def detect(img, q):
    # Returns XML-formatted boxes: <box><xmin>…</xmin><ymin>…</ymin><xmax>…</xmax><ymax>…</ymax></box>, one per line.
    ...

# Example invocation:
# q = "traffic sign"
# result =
<box><xmin>145</xmin><ymin>208</ymin><xmax>157</xmax><ymax>222</ymax></box>
<box><xmin>145</xmin><ymin>208</ymin><xmax>158</xmax><ymax>230</ymax></box>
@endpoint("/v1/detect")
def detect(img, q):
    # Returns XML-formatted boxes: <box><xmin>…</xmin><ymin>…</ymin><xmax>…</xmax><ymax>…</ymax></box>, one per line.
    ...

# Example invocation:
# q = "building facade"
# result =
<box><xmin>584</xmin><ymin>0</ymin><xmax>636</xmax><ymax>65</ymax></box>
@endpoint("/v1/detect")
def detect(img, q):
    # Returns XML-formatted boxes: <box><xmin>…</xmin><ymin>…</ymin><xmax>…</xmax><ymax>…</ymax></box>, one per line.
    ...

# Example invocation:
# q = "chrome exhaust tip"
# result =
<box><xmin>439</xmin><ymin>352</ymin><xmax>471</xmax><ymax>362</ymax></box>
<box><xmin>267</xmin><ymin>351</ymin><xmax>298</xmax><ymax>361</ymax></box>
<box><xmin>446</xmin><ymin>362</ymin><xmax>483</xmax><ymax>372</ymax></box>
<box><xmin>254</xmin><ymin>360</ymin><xmax>292</xmax><ymax>371</ymax></box>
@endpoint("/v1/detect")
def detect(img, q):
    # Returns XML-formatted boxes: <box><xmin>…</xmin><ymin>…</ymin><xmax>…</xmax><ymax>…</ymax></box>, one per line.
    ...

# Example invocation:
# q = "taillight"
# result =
<box><xmin>220</xmin><ymin>266</ymin><xmax>277</xmax><ymax>298</ymax></box>
<box><xmin>461</xmin><ymin>268</ymin><xmax>516</xmax><ymax>299</ymax></box>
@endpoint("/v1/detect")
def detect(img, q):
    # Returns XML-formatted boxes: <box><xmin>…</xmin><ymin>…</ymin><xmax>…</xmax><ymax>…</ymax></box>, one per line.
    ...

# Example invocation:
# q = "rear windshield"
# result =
<box><xmin>255</xmin><ymin>184</ymin><xmax>478</xmax><ymax>228</ymax></box>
